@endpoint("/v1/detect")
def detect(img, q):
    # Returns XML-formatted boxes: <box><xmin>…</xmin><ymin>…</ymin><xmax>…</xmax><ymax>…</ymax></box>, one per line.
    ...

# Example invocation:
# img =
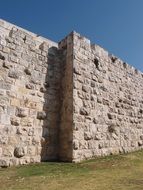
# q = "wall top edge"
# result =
<box><xmin>69</xmin><ymin>31</ymin><xmax>143</xmax><ymax>76</ymax></box>
<box><xmin>0</xmin><ymin>18</ymin><xmax>58</xmax><ymax>47</ymax></box>
<box><xmin>0</xmin><ymin>18</ymin><xmax>142</xmax><ymax>75</ymax></box>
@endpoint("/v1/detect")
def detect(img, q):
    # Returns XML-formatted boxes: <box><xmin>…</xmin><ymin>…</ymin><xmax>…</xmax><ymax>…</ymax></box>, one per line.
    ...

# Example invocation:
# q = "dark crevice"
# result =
<box><xmin>0</xmin><ymin>53</ymin><xmax>5</xmax><ymax>60</ymax></box>
<box><xmin>23</xmin><ymin>36</ymin><xmax>26</xmax><ymax>43</ymax></box>
<box><xmin>94</xmin><ymin>58</ymin><xmax>99</xmax><ymax>70</ymax></box>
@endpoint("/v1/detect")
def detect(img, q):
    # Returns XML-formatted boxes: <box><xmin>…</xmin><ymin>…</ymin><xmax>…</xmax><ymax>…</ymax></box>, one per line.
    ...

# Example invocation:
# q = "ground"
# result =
<box><xmin>1</xmin><ymin>150</ymin><xmax>143</xmax><ymax>190</ymax></box>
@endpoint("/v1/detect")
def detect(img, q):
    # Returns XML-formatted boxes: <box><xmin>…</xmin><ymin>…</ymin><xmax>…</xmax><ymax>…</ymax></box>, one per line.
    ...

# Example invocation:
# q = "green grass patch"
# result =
<box><xmin>1</xmin><ymin>150</ymin><xmax>143</xmax><ymax>190</ymax></box>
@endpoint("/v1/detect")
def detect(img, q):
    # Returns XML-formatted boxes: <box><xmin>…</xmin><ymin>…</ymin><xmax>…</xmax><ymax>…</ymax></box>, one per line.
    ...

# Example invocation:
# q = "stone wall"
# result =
<box><xmin>58</xmin><ymin>34</ymin><xmax>73</xmax><ymax>161</ymax></box>
<box><xmin>0</xmin><ymin>19</ymin><xmax>143</xmax><ymax>166</ymax></box>
<box><xmin>0</xmin><ymin>19</ymin><xmax>62</xmax><ymax>166</ymax></box>
<box><xmin>72</xmin><ymin>32</ymin><xmax>143</xmax><ymax>162</ymax></box>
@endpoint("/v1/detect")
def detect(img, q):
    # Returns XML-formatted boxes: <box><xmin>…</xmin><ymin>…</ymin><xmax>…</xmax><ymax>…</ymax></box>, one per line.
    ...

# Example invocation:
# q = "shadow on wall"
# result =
<box><xmin>40</xmin><ymin>47</ymin><xmax>63</xmax><ymax>161</ymax></box>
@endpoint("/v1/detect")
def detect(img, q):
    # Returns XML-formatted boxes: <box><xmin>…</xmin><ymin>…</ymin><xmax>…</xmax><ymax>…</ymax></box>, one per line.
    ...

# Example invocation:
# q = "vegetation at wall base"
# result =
<box><xmin>1</xmin><ymin>150</ymin><xmax>143</xmax><ymax>190</ymax></box>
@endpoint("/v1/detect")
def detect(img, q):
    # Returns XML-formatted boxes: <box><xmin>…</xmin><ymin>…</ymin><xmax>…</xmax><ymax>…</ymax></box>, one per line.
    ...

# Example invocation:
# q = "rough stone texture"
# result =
<box><xmin>0</xmin><ymin>19</ymin><xmax>143</xmax><ymax>166</ymax></box>
<box><xmin>58</xmin><ymin>34</ymin><xmax>73</xmax><ymax>161</ymax></box>
<box><xmin>0</xmin><ymin>19</ymin><xmax>61</xmax><ymax>166</ymax></box>
<box><xmin>72</xmin><ymin>32</ymin><xmax>143</xmax><ymax>162</ymax></box>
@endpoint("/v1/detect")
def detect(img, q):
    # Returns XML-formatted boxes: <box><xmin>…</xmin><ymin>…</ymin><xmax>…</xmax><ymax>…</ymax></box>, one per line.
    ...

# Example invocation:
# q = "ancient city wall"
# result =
<box><xmin>72</xmin><ymin>32</ymin><xmax>143</xmax><ymax>162</ymax></box>
<box><xmin>0</xmin><ymin>19</ymin><xmax>143</xmax><ymax>166</ymax></box>
<box><xmin>0</xmin><ymin>19</ymin><xmax>63</xmax><ymax>166</ymax></box>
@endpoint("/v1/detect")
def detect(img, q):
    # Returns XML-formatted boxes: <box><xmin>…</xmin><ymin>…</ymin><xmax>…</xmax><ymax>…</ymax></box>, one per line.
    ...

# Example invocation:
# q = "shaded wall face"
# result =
<box><xmin>0</xmin><ymin>20</ymin><xmax>61</xmax><ymax>166</ymax></box>
<box><xmin>58</xmin><ymin>35</ymin><xmax>73</xmax><ymax>161</ymax></box>
<box><xmin>72</xmin><ymin>33</ymin><xmax>143</xmax><ymax>162</ymax></box>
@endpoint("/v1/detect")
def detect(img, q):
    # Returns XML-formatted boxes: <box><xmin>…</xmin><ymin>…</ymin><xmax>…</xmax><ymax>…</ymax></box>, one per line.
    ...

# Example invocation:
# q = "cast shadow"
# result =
<box><xmin>40</xmin><ymin>46</ymin><xmax>63</xmax><ymax>162</ymax></box>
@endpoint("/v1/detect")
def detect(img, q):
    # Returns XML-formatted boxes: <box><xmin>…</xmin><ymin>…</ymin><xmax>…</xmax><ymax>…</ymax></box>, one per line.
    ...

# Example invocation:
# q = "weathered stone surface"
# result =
<box><xmin>0</xmin><ymin>52</ymin><xmax>5</xmax><ymax>60</ymax></box>
<box><xmin>72</xmin><ymin>31</ymin><xmax>143</xmax><ymax>162</ymax></box>
<box><xmin>8</xmin><ymin>70</ymin><xmax>19</xmax><ymax>79</ymax></box>
<box><xmin>0</xmin><ymin>19</ymin><xmax>143</xmax><ymax>167</ymax></box>
<box><xmin>14</xmin><ymin>146</ymin><xmax>26</xmax><ymax>158</ymax></box>
<box><xmin>10</xmin><ymin>117</ymin><xmax>20</xmax><ymax>126</ymax></box>
<box><xmin>80</xmin><ymin>107</ymin><xmax>89</xmax><ymax>115</ymax></box>
<box><xmin>3</xmin><ymin>61</ymin><xmax>13</xmax><ymax>69</ymax></box>
<box><xmin>24</xmin><ymin>68</ymin><xmax>32</xmax><ymax>75</ymax></box>
<box><xmin>25</xmin><ymin>83</ymin><xmax>34</xmax><ymax>89</ymax></box>
<box><xmin>0</xmin><ymin>18</ymin><xmax>59</xmax><ymax>167</ymax></box>
<box><xmin>16</xmin><ymin>107</ymin><xmax>29</xmax><ymax>117</ymax></box>
<box><xmin>0</xmin><ymin>159</ymin><xmax>9</xmax><ymax>167</ymax></box>
<box><xmin>37</xmin><ymin>111</ymin><xmax>47</xmax><ymax>120</ymax></box>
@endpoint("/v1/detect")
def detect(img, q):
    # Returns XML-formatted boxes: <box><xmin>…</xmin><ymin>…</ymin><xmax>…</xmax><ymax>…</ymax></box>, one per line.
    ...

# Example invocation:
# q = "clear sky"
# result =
<box><xmin>0</xmin><ymin>0</ymin><xmax>143</xmax><ymax>71</ymax></box>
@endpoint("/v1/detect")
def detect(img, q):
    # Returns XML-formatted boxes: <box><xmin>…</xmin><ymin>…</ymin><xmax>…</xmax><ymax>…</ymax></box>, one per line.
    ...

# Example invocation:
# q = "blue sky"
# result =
<box><xmin>0</xmin><ymin>0</ymin><xmax>143</xmax><ymax>71</ymax></box>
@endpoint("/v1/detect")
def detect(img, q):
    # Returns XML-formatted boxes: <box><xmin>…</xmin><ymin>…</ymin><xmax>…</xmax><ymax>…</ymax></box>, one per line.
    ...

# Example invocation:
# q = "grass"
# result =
<box><xmin>1</xmin><ymin>151</ymin><xmax>143</xmax><ymax>190</ymax></box>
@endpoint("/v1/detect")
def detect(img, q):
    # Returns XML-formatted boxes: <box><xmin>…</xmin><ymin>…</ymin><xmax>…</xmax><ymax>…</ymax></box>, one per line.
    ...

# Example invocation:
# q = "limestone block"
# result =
<box><xmin>3</xmin><ymin>146</ymin><xmax>13</xmax><ymax>157</ymax></box>
<box><xmin>37</xmin><ymin>92</ymin><xmax>43</xmax><ymax>97</ymax></box>
<box><xmin>97</xmin><ymin>97</ymin><xmax>102</xmax><ymax>104</ymax></box>
<box><xmin>2</xmin><ymin>47</ymin><xmax>10</xmax><ymax>54</ymax></box>
<box><xmin>84</xmin><ymin>131</ymin><xmax>92</xmax><ymax>140</ymax></box>
<box><xmin>24</xmin><ymin>100</ymin><xmax>37</xmax><ymax>109</ymax></box>
<box><xmin>39</xmin><ymin>42</ymin><xmax>49</xmax><ymax>52</ymax></box>
<box><xmin>0</xmin><ymin>114</ymin><xmax>10</xmax><ymax>125</ymax></box>
<box><xmin>40</xmin><ymin>86</ymin><xmax>47</xmax><ymax>93</ymax></box>
<box><xmin>93</xmin><ymin>117</ymin><xmax>98</xmax><ymax>124</ymax></box>
<box><xmin>18</xmin><ymin>87</ymin><xmax>29</xmax><ymax>95</ymax></box>
<box><xmin>82</xmin><ymin>85</ymin><xmax>90</xmax><ymax>93</ymax></box>
<box><xmin>74</xmin><ymin>81</ymin><xmax>82</xmax><ymax>90</ymax></box>
<box><xmin>9</xmin><ymin>158</ymin><xmax>19</xmax><ymax>166</ymax></box>
<box><xmin>74</xmin><ymin>97</ymin><xmax>83</xmax><ymax>107</ymax></box>
<box><xmin>92</xmin><ymin>75</ymin><xmax>98</xmax><ymax>82</ymax></box>
<box><xmin>27</xmin><ymin>146</ymin><xmax>36</xmax><ymax>156</ymax></box>
<box><xmin>0</xmin><ymin>159</ymin><xmax>9</xmax><ymax>167</ymax></box>
<box><xmin>32</xmin><ymin>137</ymin><xmax>40</xmax><ymax>145</ymax></box>
<box><xmin>140</xmin><ymin>135</ymin><xmax>143</xmax><ymax>140</ymax></box>
<box><xmin>8</xmin><ymin>70</ymin><xmax>19</xmax><ymax>79</ymax></box>
<box><xmin>25</xmin><ymin>83</ymin><xmax>34</xmax><ymax>89</ymax></box>
<box><xmin>97</xmin><ymin>76</ymin><xmax>103</xmax><ymax>83</ymax></box>
<box><xmin>92</xmin><ymin>44</ymin><xmax>109</xmax><ymax>61</ymax></box>
<box><xmin>80</xmin><ymin>107</ymin><xmax>89</xmax><ymax>116</ymax></box>
<box><xmin>28</xmin><ymin>128</ymin><xmax>35</xmax><ymax>136</ymax></box>
<box><xmin>112</xmin><ymin>133</ymin><xmax>119</xmax><ymax>140</ymax></box>
<box><xmin>0</xmin><ymin>136</ymin><xmax>8</xmax><ymax>144</ymax></box>
<box><xmin>37</xmin><ymin>111</ymin><xmax>47</xmax><ymax>120</ymax></box>
<box><xmin>20</xmin><ymin>117</ymin><xmax>33</xmax><ymax>127</ymax></box>
<box><xmin>14</xmin><ymin>146</ymin><xmax>26</xmax><ymax>158</ymax></box>
<box><xmin>72</xmin><ymin>150</ymin><xmax>82</xmax><ymax>162</ymax></box>
<box><xmin>94</xmin><ymin>133</ymin><xmax>102</xmax><ymax>140</ymax></box>
<box><xmin>8</xmin><ymin>136</ymin><xmax>18</xmax><ymax>145</ymax></box>
<box><xmin>10</xmin><ymin>99</ymin><xmax>20</xmax><ymax>107</ymax></box>
<box><xmin>79</xmin><ymin>140</ymin><xmax>88</xmax><ymax>149</ymax></box>
<box><xmin>3</xmin><ymin>61</ymin><xmax>13</xmax><ymax>69</ymax></box>
<box><xmin>10</xmin><ymin>116</ymin><xmax>20</xmax><ymax>126</ymax></box>
<box><xmin>0</xmin><ymin>52</ymin><xmax>5</xmax><ymax>60</ymax></box>
<box><xmin>0</xmin><ymin>81</ymin><xmax>11</xmax><ymax>90</ymax></box>
<box><xmin>16</xmin><ymin>107</ymin><xmax>29</xmax><ymax>117</ymax></box>
<box><xmin>138</xmin><ymin>141</ymin><xmax>143</xmax><ymax>146</ymax></box>
<box><xmin>91</xmin><ymin>94</ymin><xmax>97</xmax><ymax>101</ymax></box>
<box><xmin>91</xmin><ymin>81</ymin><xmax>96</xmax><ymax>88</ymax></box>
<box><xmin>73</xmin><ymin>140</ymin><xmax>79</xmax><ymax>150</ymax></box>
<box><xmin>107</xmin><ymin>113</ymin><xmax>116</xmax><ymax>120</ymax></box>
<box><xmin>87</xmin><ymin>141</ymin><xmax>96</xmax><ymax>149</ymax></box>
<box><xmin>0</xmin><ymin>147</ymin><xmax>2</xmax><ymax>156</ymax></box>
<box><xmin>73</xmin><ymin>64</ymin><xmax>81</xmax><ymax>75</ymax></box>
<box><xmin>9</xmin><ymin>54</ymin><xmax>19</xmax><ymax>63</ymax></box>
<box><xmin>24</xmin><ymin>68</ymin><xmax>32</xmax><ymax>75</ymax></box>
